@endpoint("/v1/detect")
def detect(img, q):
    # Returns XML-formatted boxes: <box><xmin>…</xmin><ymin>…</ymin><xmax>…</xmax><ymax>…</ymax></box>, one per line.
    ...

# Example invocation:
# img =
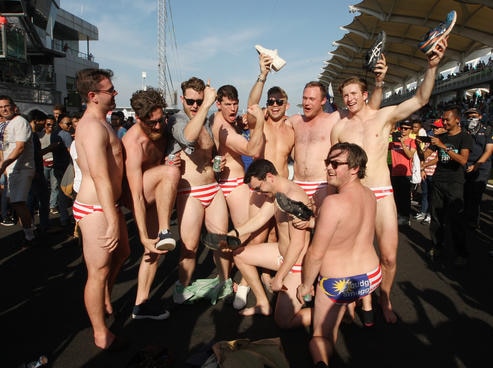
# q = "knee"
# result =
<box><xmin>179</xmin><ymin>246</ymin><xmax>197</xmax><ymax>261</ymax></box>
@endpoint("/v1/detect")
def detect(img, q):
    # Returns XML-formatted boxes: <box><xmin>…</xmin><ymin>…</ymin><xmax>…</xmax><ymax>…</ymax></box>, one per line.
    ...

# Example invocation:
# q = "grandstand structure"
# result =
<box><xmin>319</xmin><ymin>0</ymin><xmax>493</xmax><ymax>116</ymax></box>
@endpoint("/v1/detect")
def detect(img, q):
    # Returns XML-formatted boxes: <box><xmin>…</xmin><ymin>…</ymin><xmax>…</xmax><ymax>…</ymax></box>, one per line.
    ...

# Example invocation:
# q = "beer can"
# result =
<box><xmin>166</xmin><ymin>153</ymin><xmax>175</xmax><ymax>165</ymax></box>
<box><xmin>213</xmin><ymin>155</ymin><xmax>222</xmax><ymax>172</ymax></box>
<box><xmin>303</xmin><ymin>294</ymin><xmax>312</xmax><ymax>303</ymax></box>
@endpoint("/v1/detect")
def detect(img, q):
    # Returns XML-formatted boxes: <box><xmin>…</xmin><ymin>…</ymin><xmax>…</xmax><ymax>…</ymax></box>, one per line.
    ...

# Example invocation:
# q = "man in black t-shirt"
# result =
<box><xmin>428</xmin><ymin>106</ymin><xmax>473</xmax><ymax>266</ymax></box>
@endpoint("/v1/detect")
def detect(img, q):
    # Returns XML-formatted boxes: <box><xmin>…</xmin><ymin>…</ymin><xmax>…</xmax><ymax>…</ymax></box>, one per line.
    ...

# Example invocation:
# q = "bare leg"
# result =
<box><xmin>310</xmin><ymin>283</ymin><xmax>346</xmax><ymax>365</ymax></box>
<box><xmin>375</xmin><ymin>196</ymin><xmax>398</xmax><ymax>323</ymax></box>
<box><xmin>80</xmin><ymin>212</ymin><xmax>118</xmax><ymax>349</ymax></box>
<box><xmin>234</xmin><ymin>242</ymin><xmax>280</xmax><ymax>316</ymax></box>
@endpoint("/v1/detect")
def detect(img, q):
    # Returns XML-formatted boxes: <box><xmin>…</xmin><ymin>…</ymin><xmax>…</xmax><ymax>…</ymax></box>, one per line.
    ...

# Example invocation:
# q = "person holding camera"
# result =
<box><xmin>389</xmin><ymin>120</ymin><xmax>416</xmax><ymax>226</ymax></box>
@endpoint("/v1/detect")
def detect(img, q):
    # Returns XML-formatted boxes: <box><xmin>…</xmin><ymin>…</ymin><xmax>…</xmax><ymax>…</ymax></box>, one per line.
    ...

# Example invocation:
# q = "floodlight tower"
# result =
<box><xmin>157</xmin><ymin>0</ymin><xmax>166</xmax><ymax>97</ymax></box>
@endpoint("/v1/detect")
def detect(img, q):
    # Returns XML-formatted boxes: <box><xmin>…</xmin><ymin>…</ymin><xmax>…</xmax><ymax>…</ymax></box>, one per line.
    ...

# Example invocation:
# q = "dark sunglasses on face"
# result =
<box><xmin>324</xmin><ymin>159</ymin><xmax>349</xmax><ymax>169</ymax></box>
<box><xmin>266</xmin><ymin>98</ymin><xmax>285</xmax><ymax>106</ymax></box>
<box><xmin>46</xmin><ymin>124</ymin><xmax>53</xmax><ymax>127</ymax></box>
<box><xmin>185</xmin><ymin>98</ymin><xmax>203</xmax><ymax>106</ymax></box>
<box><xmin>401</xmin><ymin>127</ymin><xmax>411</xmax><ymax>130</ymax></box>
<box><xmin>143</xmin><ymin>116</ymin><xmax>166</xmax><ymax>127</ymax></box>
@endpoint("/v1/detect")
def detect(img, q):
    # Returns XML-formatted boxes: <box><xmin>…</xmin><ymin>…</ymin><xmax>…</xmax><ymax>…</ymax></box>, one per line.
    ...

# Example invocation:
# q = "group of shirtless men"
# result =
<box><xmin>73</xmin><ymin>37</ymin><xmax>447</xmax><ymax>366</ymax></box>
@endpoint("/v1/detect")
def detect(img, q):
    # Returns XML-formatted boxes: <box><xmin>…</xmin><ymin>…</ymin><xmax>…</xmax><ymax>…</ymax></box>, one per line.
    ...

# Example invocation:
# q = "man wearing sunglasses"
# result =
<box><xmin>167</xmin><ymin>77</ymin><xmax>233</xmax><ymax>304</ymax></box>
<box><xmin>331</xmin><ymin>38</ymin><xmax>448</xmax><ymax>324</ymax></box>
<box><xmin>122</xmin><ymin>88</ymin><xmax>181</xmax><ymax>320</ymax></box>
<box><xmin>297</xmin><ymin>142</ymin><xmax>380</xmax><ymax>368</ymax></box>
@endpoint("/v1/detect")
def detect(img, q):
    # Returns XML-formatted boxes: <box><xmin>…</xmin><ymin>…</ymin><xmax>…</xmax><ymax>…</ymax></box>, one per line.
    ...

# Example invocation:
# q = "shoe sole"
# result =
<box><xmin>155</xmin><ymin>239</ymin><xmax>176</xmax><ymax>251</ymax></box>
<box><xmin>365</xmin><ymin>31</ymin><xmax>386</xmax><ymax>72</ymax></box>
<box><xmin>275</xmin><ymin>192</ymin><xmax>313</xmax><ymax>221</ymax></box>
<box><xmin>131</xmin><ymin>311</ymin><xmax>170</xmax><ymax>320</ymax></box>
<box><xmin>419</xmin><ymin>10</ymin><xmax>456</xmax><ymax>54</ymax></box>
<box><xmin>201</xmin><ymin>233</ymin><xmax>242</xmax><ymax>251</ymax></box>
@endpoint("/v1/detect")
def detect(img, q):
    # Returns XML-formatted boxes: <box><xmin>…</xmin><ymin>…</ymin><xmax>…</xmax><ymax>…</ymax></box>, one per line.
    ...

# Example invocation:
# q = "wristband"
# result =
<box><xmin>375</xmin><ymin>81</ymin><xmax>384</xmax><ymax>88</ymax></box>
<box><xmin>257</xmin><ymin>75</ymin><xmax>266</xmax><ymax>83</ymax></box>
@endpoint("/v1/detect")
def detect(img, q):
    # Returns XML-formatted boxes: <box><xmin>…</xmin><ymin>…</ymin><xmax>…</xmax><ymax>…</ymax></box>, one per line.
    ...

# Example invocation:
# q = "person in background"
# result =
<box><xmin>462</xmin><ymin>107</ymin><xmax>493</xmax><ymax>230</ymax></box>
<box><xmin>389</xmin><ymin>120</ymin><xmax>416</xmax><ymax>225</ymax></box>
<box><xmin>27</xmin><ymin>109</ymin><xmax>50</xmax><ymax>232</ymax></box>
<box><xmin>110</xmin><ymin>110</ymin><xmax>127</xmax><ymax>139</ymax></box>
<box><xmin>428</xmin><ymin>106</ymin><xmax>473</xmax><ymax>267</ymax></box>
<box><xmin>415</xmin><ymin>119</ymin><xmax>445</xmax><ymax>224</ymax></box>
<box><xmin>0</xmin><ymin>95</ymin><xmax>36</xmax><ymax>246</ymax></box>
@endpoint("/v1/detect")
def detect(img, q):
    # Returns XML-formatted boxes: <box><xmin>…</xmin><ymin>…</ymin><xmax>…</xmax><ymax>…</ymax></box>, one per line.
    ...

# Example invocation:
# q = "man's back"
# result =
<box><xmin>318</xmin><ymin>181</ymin><xmax>378</xmax><ymax>277</ymax></box>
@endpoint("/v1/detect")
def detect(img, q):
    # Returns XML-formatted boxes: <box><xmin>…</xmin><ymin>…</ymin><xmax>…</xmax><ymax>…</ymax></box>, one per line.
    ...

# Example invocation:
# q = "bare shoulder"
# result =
<box><xmin>287</xmin><ymin>113</ymin><xmax>303</xmax><ymax>127</ymax></box>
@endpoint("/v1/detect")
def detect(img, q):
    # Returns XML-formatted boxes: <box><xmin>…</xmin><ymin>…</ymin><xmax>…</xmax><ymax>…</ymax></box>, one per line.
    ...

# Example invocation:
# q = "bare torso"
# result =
<box><xmin>261</xmin><ymin>117</ymin><xmax>294</xmax><ymax>178</ymax></box>
<box><xmin>331</xmin><ymin>106</ymin><xmax>394</xmax><ymax>187</ymax></box>
<box><xmin>76</xmin><ymin>116</ymin><xmax>124</xmax><ymax>204</ymax></box>
<box><xmin>291</xmin><ymin>112</ymin><xmax>339</xmax><ymax>181</ymax></box>
<box><xmin>211</xmin><ymin>113</ymin><xmax>249</xmax><ymax>179</ymax></box>
<box><xmin>123</xmin><ymin>124</ymin><xmax>168</xmax><ymax>171</ymax></box>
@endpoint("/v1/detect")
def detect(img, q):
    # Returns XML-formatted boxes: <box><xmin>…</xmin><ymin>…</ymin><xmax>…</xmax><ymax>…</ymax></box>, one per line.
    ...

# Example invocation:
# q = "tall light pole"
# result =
<box><xmin>142</xmin><ymin>71</ymin><xmax>147</xmax><ymax>91</ymax></box>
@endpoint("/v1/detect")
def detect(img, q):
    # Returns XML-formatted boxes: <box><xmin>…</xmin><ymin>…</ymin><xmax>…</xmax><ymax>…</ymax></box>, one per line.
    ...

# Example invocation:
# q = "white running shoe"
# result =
<box><xmin>255</xmin><ymin>44</ymin><xmax>286</xmax><ymax>71</ymax></box>
<box><xmin>233</xmin><ymin>285</ymin><xmax>250</xmax><ymax>310</ymax></box>
<box><xmin>414</xmin><ymin>212</ymin><xmax>426</xmax><ymax>221</ymax></box>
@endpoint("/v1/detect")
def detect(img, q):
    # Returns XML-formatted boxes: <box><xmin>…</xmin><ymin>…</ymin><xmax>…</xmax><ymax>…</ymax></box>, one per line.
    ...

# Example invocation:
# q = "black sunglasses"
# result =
<box><xmin>324</xmin><ymin>159</ymin><xmax>349</xmax><ymax>169</ymax></box>
<box><xmin>266</xmin><ymin>98</ymin><xmax>285</xmax><ymax>106</ymax></box>
<box><xmin>143</xmin><ymin>116</ymin><xmax>166</xmax><ymax>127</ymax></box>
<box><xmin>184</xmin><ymin>98</ymin><xmax>203</xmax><ymax>106</ymax></box>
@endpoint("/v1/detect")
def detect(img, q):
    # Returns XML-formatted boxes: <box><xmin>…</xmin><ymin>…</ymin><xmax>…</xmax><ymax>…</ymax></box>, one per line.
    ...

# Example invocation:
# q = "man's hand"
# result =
<box><xmin>374</xmin><ymin>53</ymin><xmax>388</xmax><ymax>82</ymax></box>
<box><xmin>270</xmin><ymin>275</ymin><xmax>284</xmax><ymax>292</ymax></box>
<box><xmin>246</xmin><ymin>104</ymin><xmax>264</xmax><ymax>130</ymax></box>
<box><xmin>259</xmin><ymin>53</ymin><xmax>273</xmax><ymax>74</ymax></box>
<box><xmin>99</xmin><ymin>224</ymin><xmax>120</xmax><ymax>253</ymax></box>
<box><xmin>428</xmin><ymin>37</ymin><xmax>448</xmax><ymax>67</ymax></box>
<box><xmin>296</xmin><ymin>283</ymin><xmax>313</xmax><ymax>304</ymax></box>
<box><xmin>203</xmin><ymin>81</ymin><xmax>217</xmax><ymax>108</ymax></box>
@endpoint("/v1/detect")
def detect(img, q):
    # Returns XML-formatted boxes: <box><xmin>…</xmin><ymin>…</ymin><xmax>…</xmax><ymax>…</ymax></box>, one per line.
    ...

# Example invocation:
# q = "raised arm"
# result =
<box><xmin>247</xmin><ymin>54</ymin><xmax>272</xmax><ymax>106</ymax></box>
<box><xmin>389</xmin><ymin>38</ymin><xmax>448</xmax><ymax>124</ymax></box>
<box><xmin>244</xmin><ymin>104</ymin><xmax>266</xmax><ymax>158</ymax></box>
<box><xmin>183</xmin><ymin>84</ymin><xmax>217</xmax><ymax>141</ymax></box>
<box><xmin>367</xmin><ymin>54</ymin><xmax>388</xmax><ymax>110</ymax></box>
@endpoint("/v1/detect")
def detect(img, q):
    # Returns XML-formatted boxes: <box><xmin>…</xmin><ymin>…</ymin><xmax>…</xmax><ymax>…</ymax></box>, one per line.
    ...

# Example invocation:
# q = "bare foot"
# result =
<box><xmin>94</xmin><ymin>331</ymin><xmax>116</xmax><ymax>350</ymax></box>
<box><xmin>380</xmin><ymin>297</ymin><xmax>397</xmax><ymax>324</ymax></box>
<box><xmin>239</xmin><ymin>305</ymin><xmax>271</xmax><ymax>316</ymax></box>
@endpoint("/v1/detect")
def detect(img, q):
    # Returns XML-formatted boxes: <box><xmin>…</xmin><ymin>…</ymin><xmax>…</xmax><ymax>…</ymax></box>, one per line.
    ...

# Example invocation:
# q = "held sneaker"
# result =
<box><xmin>254</xmin><ymin>44</ymin><xmax>287</xmax><ymax>71</ymax></box>
<box><xmin>414</xmin><ymin>212</ymin><xmax>426</xmax><ymax>221</ymax></box>
<box><xmin>364</xmin><ymin>30</ymin><xmax>386</xmax><ymax>72</ymax></box>
<box><xmin>275</xmin><ymin>192</ymin><xmax>313</xmax><ymax>221</ymax></box>
<box><xmin>131</xmin><ymin>300</ymin><xmax>170</xmax><ymax>320</ymax></box>
<box><xmin>418</xmin><ymin>10</ymin><xmax>457</xmax><ymax>54</ymax></box>
<box><xmin>155</xmin><ymin>230</ymin><xmax>176</xmax><ymax>251</ymax></box>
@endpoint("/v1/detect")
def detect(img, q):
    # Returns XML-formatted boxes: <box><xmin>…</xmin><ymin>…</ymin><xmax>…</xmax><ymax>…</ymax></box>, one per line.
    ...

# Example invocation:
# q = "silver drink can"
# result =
<box><xmin>166</xmin><ymin>153</ymin><xmax>175</xmax><ymax>165</ymax></box>
<box><xmin>213</xmin><ymin>155</ymin><xmax>222</xmax><ymax>172</ymax></box>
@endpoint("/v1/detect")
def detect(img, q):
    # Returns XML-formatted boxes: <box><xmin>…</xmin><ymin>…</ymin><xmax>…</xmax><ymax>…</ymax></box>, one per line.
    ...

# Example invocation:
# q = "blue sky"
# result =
<box><xmin>62</xmin><ymin>0</ymin><xmax>355</xmax><ymax>113</ymax></box>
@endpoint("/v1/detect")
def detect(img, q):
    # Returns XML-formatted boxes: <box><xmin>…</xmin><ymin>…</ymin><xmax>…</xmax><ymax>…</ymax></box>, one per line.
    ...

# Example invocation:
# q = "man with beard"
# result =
<box><xmin>331</xmin><ymin>38</ymin><xmax>448</xmax><ymax>323</ymax></box>
<box><xmin>122</xmin><ymin>88</ymin><xmax>181</xmax><ymax>319</ymax></box>
<box><xmin>74</xmin><ymin>69</ymin><xmax>130</xmax><ymax>350</ymax></box>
